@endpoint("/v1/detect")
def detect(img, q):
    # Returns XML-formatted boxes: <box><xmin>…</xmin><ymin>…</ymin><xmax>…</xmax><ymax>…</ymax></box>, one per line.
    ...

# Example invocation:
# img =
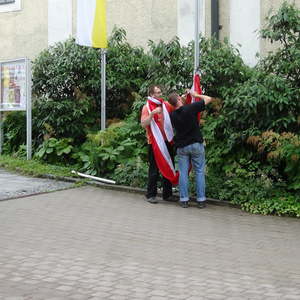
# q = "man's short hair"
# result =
<box><xmin>168</xmin><ymin>92</ymin><xmax>179</xmax><ymax>107</ymax></box>
<box><xmin>148</xmin><ymin>85</ymin><xmax>161</xmax><ymax>96</ymax></box>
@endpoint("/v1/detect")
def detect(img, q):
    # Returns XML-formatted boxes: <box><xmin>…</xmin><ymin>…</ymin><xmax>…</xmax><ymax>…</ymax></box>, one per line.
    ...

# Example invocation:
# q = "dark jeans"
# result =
<box><xmin>146</xmin><ymin>142</ymin><xmax>174</xmax><ymax>200</ymax></box>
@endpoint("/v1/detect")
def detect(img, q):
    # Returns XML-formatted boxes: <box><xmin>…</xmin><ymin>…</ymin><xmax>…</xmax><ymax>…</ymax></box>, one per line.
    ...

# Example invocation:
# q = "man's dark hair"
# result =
<box><xmin>168</xmin><ymin>92</ymin><xmax>179</xmax><ymax>107</ymax></box>
<box><xmin>148</xmin><ymin>85</ymin><xmax>161</xmax><ymax>96</ymax></box>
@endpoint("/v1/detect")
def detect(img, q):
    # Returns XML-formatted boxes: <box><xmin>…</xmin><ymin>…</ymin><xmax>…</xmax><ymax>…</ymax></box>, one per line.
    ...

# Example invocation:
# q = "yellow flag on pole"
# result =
<box><xmin>76</xmin><ymin>0</ymin><xmax>107</xmax><ymax>48</ymax></box>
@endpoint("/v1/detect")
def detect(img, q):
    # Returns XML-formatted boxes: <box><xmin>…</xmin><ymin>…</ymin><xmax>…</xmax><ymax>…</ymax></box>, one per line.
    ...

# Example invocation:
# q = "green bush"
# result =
<box><xmin>247</xmin><ymin>131</ymin><xmax>300</xmax><ymax>190</ymax></box>
<box><xmin>112</xmin><ymin>158</ymin><xmax>148</xmax><ymax>188</ymax></box>
<box><xmin>139</xmin><ymin>35</ymin><xmax>250</xmax><ymax>97</ymax></box>
<box><xmin>72</xmin><ymin>118</ymin><xmax>146</xmax><ymax>176</ymax></box>
<box><xmin>1</xmin><ymin>97</ymin><xmax>96</xmax><ymax>154</ymax></box>
<box><xmin>2</xmin><ymin>111</ymin><xmax>26</xmax><ymax>153</ymax></box>
<box><xmin>203</xmin><ymin>2</ymin><xmax>300</xmax><ymax>202</ymax></box>
<box><xmin>32</xmin><ymin>28</ymin><xmax>150</xmax><ymax>120</ymax></box>
<box><xmin>260</xmin><ymin>1</ymin><xmax>300</xmax><ymax>88</ymax></box>
<box><xmin>106</xmin><ymin>28</ymin><xmax>150</xmax><ymax>118</ymax></box>
<box><xmin>35</xmin><ymin>137</ymin><xmax>74</xmax><ymax>164</ymax></box>
<box><xmin>242</xmin><ymin>195</ymin><xmax>300</xmax><ymax>217</ymax></box>
<box><xmin>33</xmin><ymin>38</ymin><xmax>99</xmax><ymax>101</ymax></box>
<box><xmin>32</xmin><ymin>97</ymin><xmax>97</xmax><ymax>145</ymax></box>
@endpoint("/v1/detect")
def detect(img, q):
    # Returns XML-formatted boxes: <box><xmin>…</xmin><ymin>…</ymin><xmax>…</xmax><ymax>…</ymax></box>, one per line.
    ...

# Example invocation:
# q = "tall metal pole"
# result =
<box><xmin>0</xmin><ymin>111</ymin><xmax>3</xmax><ymax>155</ymax></box>
<box><xmin>0</xmin><ymin>62</ymin><xmax>3</xmax><ymax>155</ymax></box>
<box><xmin>26</xmin><ymin>58</ymin><xmax>32</xmax><ymax>160</ymax></box>
<box><xmin>100</xmin><ymin>49</ymin><xmax>106</xmax><ymax>131</ymax></box>
<box><xmin>194</xmin><ymin>0</ymin><xmax>200</xmax><ymax>73</ymax></box>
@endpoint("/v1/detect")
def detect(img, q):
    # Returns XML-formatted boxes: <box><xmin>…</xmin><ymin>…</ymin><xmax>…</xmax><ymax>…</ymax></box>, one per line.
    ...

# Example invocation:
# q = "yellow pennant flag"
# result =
<box><xmin>76</xmin><ymin>0</ymin><xmax>107</xmax><ymax>48</ymax></box>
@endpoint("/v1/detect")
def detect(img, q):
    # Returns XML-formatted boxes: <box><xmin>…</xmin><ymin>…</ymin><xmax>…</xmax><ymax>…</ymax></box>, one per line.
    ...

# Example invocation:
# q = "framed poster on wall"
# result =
<box><xmin>0</xmin><ymin>58</ymin><xmax>32</xmax><ymax>159</ymax></box>
<box><xmin>0</xmin><ymin>59</ymin><xmax>27</xmax><ymax>111</ymax></box>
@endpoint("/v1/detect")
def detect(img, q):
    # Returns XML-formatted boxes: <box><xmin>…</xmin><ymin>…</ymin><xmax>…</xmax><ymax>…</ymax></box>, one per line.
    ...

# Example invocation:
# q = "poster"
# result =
<box><xmin>0</xmin><ymin>59</ymin><xmax>26</xmax><ymax>111</ymax></box>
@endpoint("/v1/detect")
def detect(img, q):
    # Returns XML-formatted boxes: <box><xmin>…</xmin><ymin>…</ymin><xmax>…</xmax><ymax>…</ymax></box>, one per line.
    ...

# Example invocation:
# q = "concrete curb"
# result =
<box><xmin>40</xmin><ymin>174</ymin><xmax>240</xmax><ymax>209</ymax></box>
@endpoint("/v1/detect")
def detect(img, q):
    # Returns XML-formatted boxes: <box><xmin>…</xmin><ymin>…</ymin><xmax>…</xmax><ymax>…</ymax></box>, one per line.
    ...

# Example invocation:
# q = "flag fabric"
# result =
<box><xmin>186</xmin><ymin>72</ymin><xmax>202</xmax><ymax>121</ymax></box>
<box><xmin>147</xmin><ymin>97</ymin><xmax>179</xmax><ymax>185</ymax></box>
<box><xmin>76</xmin><ymin>0</ymin><xmax>107</xmax><ymax>48</ymax></box>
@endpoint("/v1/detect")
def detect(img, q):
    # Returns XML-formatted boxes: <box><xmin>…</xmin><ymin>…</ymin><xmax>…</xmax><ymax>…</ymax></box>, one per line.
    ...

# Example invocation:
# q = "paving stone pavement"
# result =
<box><xmin>0</xmin><ymin>169</ymin><xmax>74</xmax><ymax>200</ymax></box>
<box><xmin>0</xmin><ymin>186</ymin><xmax>299</xmax><ymax>300</ymax></box>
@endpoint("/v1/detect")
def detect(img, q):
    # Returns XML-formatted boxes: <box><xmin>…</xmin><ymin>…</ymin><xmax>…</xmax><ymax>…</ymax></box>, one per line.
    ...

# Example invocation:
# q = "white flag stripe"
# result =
<box><xmin>147</xmin><ymin>97</ymin><xmax>174</xmax><ymax>142</ymax></box>
<box><xmin>76</xmin><ymin>0</ymin><xmax>96</xmax><ymax>47</ymax></box>
<box><xmin>147</xmin><ymin>102</ymin><xmax>176</xmax><ymax>174</ymax></box>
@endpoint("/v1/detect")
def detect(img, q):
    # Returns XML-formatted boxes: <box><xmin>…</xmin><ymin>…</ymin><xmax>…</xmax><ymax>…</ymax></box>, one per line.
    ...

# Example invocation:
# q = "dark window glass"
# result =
<box><xmin>0</xmin><ymin>0</ymin><xmax>15</xmax><ymax>5</ymax></box>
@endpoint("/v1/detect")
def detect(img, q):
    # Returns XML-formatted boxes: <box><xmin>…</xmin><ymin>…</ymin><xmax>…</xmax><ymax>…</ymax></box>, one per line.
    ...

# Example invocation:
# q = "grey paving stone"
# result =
<box><xmin>0</xmin><ymin>186</ymin><xmax>299</xmax><ymax>299</ymax></box>
<box><xmin>0</xmin><ymin>169</ymin><xmax>74</xmax><ymax>200</ymax></box>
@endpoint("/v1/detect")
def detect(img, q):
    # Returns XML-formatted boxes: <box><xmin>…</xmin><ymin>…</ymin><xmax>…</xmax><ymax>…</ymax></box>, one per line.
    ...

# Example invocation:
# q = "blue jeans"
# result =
<box><xmin>177</xmin><ymin>143</ymin><xmax>206</xmax><ymax>202</ymax></box>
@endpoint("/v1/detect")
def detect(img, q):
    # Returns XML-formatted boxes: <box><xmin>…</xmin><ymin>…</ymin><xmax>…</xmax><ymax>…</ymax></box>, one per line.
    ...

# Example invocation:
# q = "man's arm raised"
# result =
<box><xmin>141</xmin><ymin>106</ymin><xmax>162</xmax><ymax>128</ymax></box>
<box><xmin>190</xmin><ymin>91</ymin><xmax>214</xmax><ymax>105</ymax></box>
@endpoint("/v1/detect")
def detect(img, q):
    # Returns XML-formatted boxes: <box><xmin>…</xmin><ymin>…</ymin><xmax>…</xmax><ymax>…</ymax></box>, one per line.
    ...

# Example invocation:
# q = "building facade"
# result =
<box><xmin>0</xmin><ymin>0</ymin><xmax>299</xmax><ymax>66</ymax></box>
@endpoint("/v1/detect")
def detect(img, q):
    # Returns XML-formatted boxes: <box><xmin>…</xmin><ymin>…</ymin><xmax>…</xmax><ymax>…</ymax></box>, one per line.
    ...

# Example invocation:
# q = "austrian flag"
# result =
<box><xmin>147</xmin><ymin>97</ymin><xmax>179</xmax><ymax>185</ymax></box>
<box><xmin>186</xmin><ymin>72</ymin><xmax>203</xmax><ymax>120</ymax></box>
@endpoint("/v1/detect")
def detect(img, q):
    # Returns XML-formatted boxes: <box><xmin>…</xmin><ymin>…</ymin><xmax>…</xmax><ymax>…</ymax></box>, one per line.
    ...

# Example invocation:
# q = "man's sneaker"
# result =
<box><xmin>197</xmin><ymin>201</ymin><xmax>206</xmax><ymax>209</ymax></box>
<box><xmin>163</xmin><ymin>196</ymin><xmax>177</xmax><ymax>202</ymax></box>
<box><xmin>180</xmin><ymin>201</ymin><xmax>189</xmax><ymax>208</ymax></box>
<box><xmin>147</xmin><ymin>197</ymin><xmax>158</xmax><ymax>204</ymax></box>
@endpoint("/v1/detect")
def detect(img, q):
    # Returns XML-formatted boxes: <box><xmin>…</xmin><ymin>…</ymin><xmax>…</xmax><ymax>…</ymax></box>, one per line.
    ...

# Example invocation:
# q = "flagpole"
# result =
<box><xmin>194</xmin><ymin>0</ymin><xmax>200</xmax><ymax>73</ymax></box>
<box><xmin>100</xmin><ymin>49</ymin><xmax>106</xmax><ymax>130</ymax></box>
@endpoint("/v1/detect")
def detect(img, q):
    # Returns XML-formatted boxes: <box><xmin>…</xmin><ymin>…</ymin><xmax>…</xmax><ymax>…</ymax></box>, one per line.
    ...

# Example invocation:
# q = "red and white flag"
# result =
<box><xmin>186</xmin><ymin>72</ymin><xmax>202</xmax><ymax>120</ymax></box>
<box><xmin>147</xmin><ymin>97</ymin><xmax>179</xmax><ymax>185</ymax></box>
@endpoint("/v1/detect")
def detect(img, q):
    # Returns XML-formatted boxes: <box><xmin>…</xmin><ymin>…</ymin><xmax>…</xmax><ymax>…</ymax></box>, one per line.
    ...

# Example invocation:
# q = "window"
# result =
<box><xmin>0</xmin><ymin>0</ymin><xmax>20</xmax><ymax>12</ymax></box>
<box><xmin>0</xmin><ymin>0</ymin><xmax>15</xmax><ymax>4</ymax></box>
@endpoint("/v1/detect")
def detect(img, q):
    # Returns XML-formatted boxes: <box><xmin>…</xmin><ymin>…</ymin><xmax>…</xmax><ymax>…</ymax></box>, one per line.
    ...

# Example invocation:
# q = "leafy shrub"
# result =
<box><xmin>139</xmin><ymin>37</ymin><xmax>193</xmax><ymax>94</ymax></box>
<box><xmin>106</xmin><ymin>28</ymin><xmax>149</xmax><ymax>118</ymax></box>
<box><xmin>35</xmin><ymin>138</ymin><xmax>74</xmax><ymax>163</ymax></box>
<box><xmin>2</xmin><ymin>111</ymin><xmax>26</xmax><ymax>153</ymax></box>
<box><xmin>32</xmin><ymin>97</ymin><xmax>97</xmax><ymax>146</ymax></box>
<box><xmin>247</xmin><ymin>131</ymin><xmax>300</xmax><ymax>190</ymax></box>
<box><xmin>260</xmin><ymin>1</ymin><xmax>300</xmax><ymax>88</ymax></box>
<box><xmin>112</xmin><ymin>158</ymin><xmax>148</xmax><ymax>188</ymax></box>
<box><xmin>32</xmin><ymin>38</ymin><xmax>99</xmax><ymax>101</ymax></box>
<box><xmin>139</xmin><ymin>36</ymin><xmax>250</xmax><ymax>98</ymax></box>
<box><xmin>199</xmin><ymin>37</ymin><xmax>252</xmax><ymax>97</ymax></box>
<box><xmin>73</xmin><ymin>120</ymin><xmax>146</xmax><ymax>176</ymax></box>
<box><xmin>202</xmin><ymin>3</ymin><xmax>300</xmax><ymax>185</ymax></box>
<box><xmin>221</xmin><ymin>71</ymin><xmax>299</xmax><ymax>137</ymax></box>
<box><xmin>206</xmin><ymin>159</ymin><xmax>272</xmax><ymax>202</ymax></box>
<box><xmin>32</xmin><ymin>28</ymin><xmax>150</xmax><ymax>120</ymax></box>
<box><xmin>242</xmin><ymin>195</ymin><xmax>300</xmax><ymax>217</ymax></box>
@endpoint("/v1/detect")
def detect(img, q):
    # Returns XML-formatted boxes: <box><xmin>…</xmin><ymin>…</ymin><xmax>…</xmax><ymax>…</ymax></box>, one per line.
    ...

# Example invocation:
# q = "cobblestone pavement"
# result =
<box><xmin>0</xmin><ymin>186</ymin><xmax>299</xmax><ymax>300</ymax></box>
<box><xmin>0</xmin><ymin>169</ymin><xmax>74</xmax><ymax>200</ymax></box>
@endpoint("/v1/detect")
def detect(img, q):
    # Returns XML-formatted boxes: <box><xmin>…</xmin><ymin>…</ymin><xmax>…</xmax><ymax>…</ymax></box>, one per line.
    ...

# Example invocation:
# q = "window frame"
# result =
<box><xmin>0</xmin><ymin>0</ymin><xmax>21</xmax><ymax>12</ymax></box>
<box><xmin>0</xmin><ymin>0</ymin><xmax>15</xmax><ymax>5</ymax></box>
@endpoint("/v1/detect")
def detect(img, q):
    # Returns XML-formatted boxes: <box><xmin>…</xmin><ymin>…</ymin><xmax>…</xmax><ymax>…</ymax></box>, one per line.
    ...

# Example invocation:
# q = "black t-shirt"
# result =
<box><xmin>170</xmin><ymin>101</ymin><xmax>206</xmax><ymax>148</ymax></box>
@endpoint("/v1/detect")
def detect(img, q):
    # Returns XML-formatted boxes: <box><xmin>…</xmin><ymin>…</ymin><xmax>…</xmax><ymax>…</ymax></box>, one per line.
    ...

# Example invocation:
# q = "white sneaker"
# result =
<box><xmin>147</xmin><ymin>197</ymin><xmax>158</xmax><ymax>204</ymax></box>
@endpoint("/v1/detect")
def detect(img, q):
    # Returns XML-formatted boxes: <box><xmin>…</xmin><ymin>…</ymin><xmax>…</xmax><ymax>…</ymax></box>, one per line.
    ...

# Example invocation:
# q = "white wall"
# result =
<box><xmin>106</xmin><ymin>0</ymin><xmax>177</xmax><ymax>49</ymax></box>
<box><xmin>177</xmin><ymin>0</ymin><xmax>205</xmax><ymax>45</ymax></box>
<box><xmin>229</xmin><ymin>0</ymin><xmax>260</xmax><ymax>66</ymax></box>
<box><xmin>0</xmin><ymin>0</ymin><xmax>47</xmax><ymax>60</ymax></box>
<box><xmin>48</xmin><ymin>0</ymin><xmax>73</xmax><ymax>46</ymax></box>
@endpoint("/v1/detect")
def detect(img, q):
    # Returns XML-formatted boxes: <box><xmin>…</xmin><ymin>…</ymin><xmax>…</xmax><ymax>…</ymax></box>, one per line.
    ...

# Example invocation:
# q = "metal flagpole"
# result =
<box><xmin>0</xmin><ymin>62</ymin><xmax>3</xmax><ymax>155</ymax></box>
<box><xmin>100</xmin><ymin>49</ymin><xmax>106</xmax><ymax>131</ymax></box>
<box><xmin>26</xmin><ymin>58</ymin><xmax>32</xmax><ymax>160</ymax></box>
<box><xmin>0</xmin><ymin>111</ymin><xmax>3</xmax><ymax>155</ymax></box>
<box><xmin>194</xmin><ymin>0</ymin><xmax>200</xmax><ymax>73</ymax></box>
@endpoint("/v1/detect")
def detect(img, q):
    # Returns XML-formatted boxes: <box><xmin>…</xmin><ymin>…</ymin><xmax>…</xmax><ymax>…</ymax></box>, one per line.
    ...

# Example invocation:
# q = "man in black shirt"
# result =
<box><xmin>168</xmin><ymin>91</ymin><xmax>214</xmax><ymax>208</ymax></box>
